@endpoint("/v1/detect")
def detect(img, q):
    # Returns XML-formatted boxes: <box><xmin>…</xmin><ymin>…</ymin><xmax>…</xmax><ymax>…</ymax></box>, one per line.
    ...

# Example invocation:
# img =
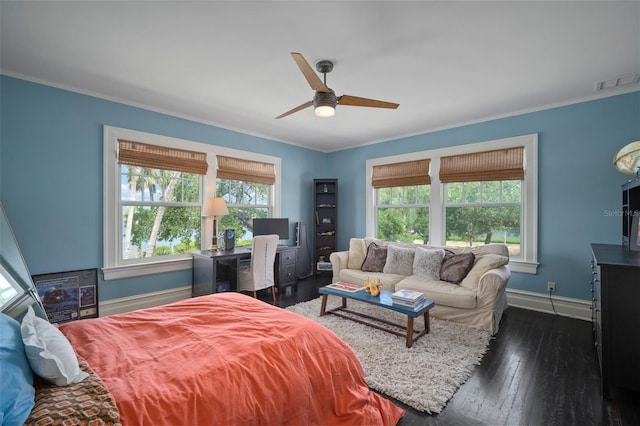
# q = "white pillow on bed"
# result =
<box><xmin>20</xmin><ymin>306</ymin><xmax>88</xmax><ymax>386</ymax></box>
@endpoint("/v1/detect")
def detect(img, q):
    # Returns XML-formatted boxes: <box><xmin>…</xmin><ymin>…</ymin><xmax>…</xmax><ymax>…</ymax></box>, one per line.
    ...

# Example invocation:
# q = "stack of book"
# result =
<box><xmin>391</xmin><ymin>289</ymin><xmax>425</xmax><ymax>308</ymax></box>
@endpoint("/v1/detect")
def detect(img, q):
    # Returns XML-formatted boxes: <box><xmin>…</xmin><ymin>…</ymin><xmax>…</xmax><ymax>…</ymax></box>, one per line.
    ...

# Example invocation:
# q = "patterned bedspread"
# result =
<box><xmin>25</xmin><ymin>357</ymin><xmax>121</xmax><ymax>426</ymax></box>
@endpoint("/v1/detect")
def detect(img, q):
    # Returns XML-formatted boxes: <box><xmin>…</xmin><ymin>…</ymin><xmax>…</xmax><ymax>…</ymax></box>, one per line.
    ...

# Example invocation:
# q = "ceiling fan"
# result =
<box><xmin>276</xmin><ymin>52</ymin><xmax>399</xmax><ymax>119</ymax></box>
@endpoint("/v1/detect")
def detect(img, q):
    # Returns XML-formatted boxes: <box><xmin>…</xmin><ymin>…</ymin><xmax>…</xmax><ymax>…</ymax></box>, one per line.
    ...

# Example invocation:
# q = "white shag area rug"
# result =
<box><xmin>286</xmin><ymin>297</ymin><xmax>491</xmax><ymax>413</ymax></box>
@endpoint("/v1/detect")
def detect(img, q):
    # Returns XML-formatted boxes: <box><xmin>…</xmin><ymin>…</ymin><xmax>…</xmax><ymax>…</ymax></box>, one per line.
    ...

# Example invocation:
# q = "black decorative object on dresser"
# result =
<box><xmin>313</xmin><ymin>179</ymin><xmax>337</xmax><ymax>276</ymax></box>
<box><xmin>590</xmin><ymin>243</ymin><xmax>640</xmax><ymax>399</ymax></box>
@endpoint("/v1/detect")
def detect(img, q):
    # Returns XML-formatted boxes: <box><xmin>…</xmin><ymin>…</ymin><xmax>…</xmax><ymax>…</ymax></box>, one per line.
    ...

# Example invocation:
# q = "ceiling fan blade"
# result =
<box><xmin>291</xmin><ymin>52</ymin><xmax>330</xmax><ymax>92</ymax></box>
<box><xmin>338</xmin><ymin>94</ymin><xmax>399</xmax><ymax>109</ymax></box>
<box><xmin>275</xmin><ymin>100</ymin><xmax>313</xmax><ymax>119</ymax></box>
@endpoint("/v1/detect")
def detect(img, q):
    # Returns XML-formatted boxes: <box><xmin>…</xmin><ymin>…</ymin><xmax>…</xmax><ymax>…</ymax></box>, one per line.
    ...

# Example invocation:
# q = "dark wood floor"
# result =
<box><xmin>259</xmin><ymin>276</ymin><xmax>640</xmax><ymax>426</ymax></box>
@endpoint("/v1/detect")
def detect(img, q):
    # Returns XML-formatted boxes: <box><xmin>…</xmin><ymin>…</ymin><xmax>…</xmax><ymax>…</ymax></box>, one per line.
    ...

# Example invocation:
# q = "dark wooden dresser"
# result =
<box><xmin>590</xmin><ymin>243</ymin><xmax>640</xmax><ymax>399</ymax></box>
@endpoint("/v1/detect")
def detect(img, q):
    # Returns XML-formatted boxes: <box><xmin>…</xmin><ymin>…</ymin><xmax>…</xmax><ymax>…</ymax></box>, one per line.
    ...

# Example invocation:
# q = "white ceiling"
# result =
<box><xmin>2</xmin><ymin>1</ymin><xmax>639</xmax><ymax>153</ymax></box>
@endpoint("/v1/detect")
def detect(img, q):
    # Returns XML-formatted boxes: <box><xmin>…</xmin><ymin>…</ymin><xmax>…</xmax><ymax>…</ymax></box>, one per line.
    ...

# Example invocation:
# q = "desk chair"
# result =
<box><xmin>237</xmin><ymin>234</ymin><xmax>279</xmax><ymax>302</ymax></box>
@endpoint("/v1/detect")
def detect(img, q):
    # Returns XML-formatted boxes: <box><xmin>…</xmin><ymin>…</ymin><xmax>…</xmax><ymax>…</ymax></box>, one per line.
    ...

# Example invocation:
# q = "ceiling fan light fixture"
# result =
<box><xmin>313</xmin><ymin>91</ymin><xmax>336</xmax><ymax>118</ymax></box>
<box><xmin>315</xmin><ymin>105</ymin><xmax>335</xmax><ymax>118</ymax></box>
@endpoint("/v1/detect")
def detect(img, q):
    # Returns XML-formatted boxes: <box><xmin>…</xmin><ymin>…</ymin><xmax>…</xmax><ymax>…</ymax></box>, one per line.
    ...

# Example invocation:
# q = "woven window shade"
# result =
<box><xmin>216</xmin><ymin>155</ymin><xmax>276</xmax><ymax>185</ymax></box>
<box><xmin>118</xmin><ymin>140</ymin><xmax>208</xmax><ymax>175</ymax></box>
<box><xmin>372</xmin><ymin>159</ymin><xmax>431</xmax><ymax>188</ymax></box>
<box><xmin>440</xmin><ymin>147</ymin><xmax>524</xmax><ymax>183</ymax></box>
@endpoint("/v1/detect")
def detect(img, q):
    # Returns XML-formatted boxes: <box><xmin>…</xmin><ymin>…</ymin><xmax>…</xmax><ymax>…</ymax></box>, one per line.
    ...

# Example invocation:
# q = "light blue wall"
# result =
<box><xmin>0</xmin><ymin>76</ymin><xmax>326</xmax><ymax>301</ymax></box>
<box><xmin>2</xmin><ymin>75</ymin><xmax>638</xmax><ymax>303</ymax></box>
<box><xmin>326</xmin><ymin>92</ymin><xmax>640</xmax><ymax>300</ymax></box>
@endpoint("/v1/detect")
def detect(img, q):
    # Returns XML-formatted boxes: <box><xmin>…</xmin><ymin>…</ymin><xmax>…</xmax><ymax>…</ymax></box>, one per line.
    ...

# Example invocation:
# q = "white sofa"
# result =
<box><xmin>329</xmin><ymin>238</ymin><xmax>511</xmax><ymax>334</ymax></box>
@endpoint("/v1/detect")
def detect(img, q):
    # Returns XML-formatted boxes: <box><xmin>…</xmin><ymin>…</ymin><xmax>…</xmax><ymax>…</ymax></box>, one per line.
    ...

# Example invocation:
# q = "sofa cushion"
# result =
<box><xmin>440</xmin><ymin>251</ymin><xmax>475</xmax><ymax>284</ymax></box>
<box><xmin>460</xmin><ymin>253</ymin><xmax>510</xmax><ymax>291</ymax></box>
<box><xmin>339</xmin><ymin>269</ymin><xmax>404</xmax><ymax>292</ymax></box>
<box><xmin>412</xmin><ymin>247</ymin><xmax>444</xmax><ymax>280</ymax></box>
<box><xmin>383</xmin><ymin>245</ymin><xmax>415</xmax><ymax>276</ymax></box>
<box><xmin>361</xmin><ymin>242</ymin><xmax>388</xmax><ymax>272</ymax></box>
<box><xmin>347</xmin><ymin>238</ymin><xmax>384</xmax><ymax>269</ymax></box>
<box><xmin>440</xmin><ymin>243</ymin><xmax>509</xmax><ymax>257</ymax></box>
<box><xmin>396</xmin><ymin>275</ymin><xmax>477</xmax><ymax>309</ymax></box>
<box><xmin>472</xmin><ymin>244</ymin><xmax>509</xmax><ymax>257</ymax></box>
<box><xmin>347</xmin><ymin>238</ymin><xmax>367</xmax><ymax>269</ymax></box>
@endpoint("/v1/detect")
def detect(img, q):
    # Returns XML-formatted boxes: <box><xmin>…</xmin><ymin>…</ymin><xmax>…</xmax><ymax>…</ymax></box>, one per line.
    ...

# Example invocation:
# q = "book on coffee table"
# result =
<box><xmin>391</xmin><ymin>289</ymin><xmax>424</xmax><ymax>303</ymax></box>
<box><xmin>325</xmin><ymin>282</ymin><xmax>365</xmax><ymax>293</ymax></box>
<box><xmin>391</xmin><ymin>289</ymin><xmax>426</xmax><ymax>309</ymax></box>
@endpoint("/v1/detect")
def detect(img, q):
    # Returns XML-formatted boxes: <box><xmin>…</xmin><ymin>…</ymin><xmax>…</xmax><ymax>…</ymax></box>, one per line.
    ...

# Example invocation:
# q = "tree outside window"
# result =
<box><xmin>120</xmin><ymin>166</ymin><xmax>201</xmax><ymax>261</ymax></box>
<box><xmin>216</xmin><ymin>178</ymin><xmax>272</xmax><ymax>247</ymax></box>
<box><xmin>445</xmin><ymin>180</ymin><xmax>522</xmax><ymax>256</ymax></box>
<box><xmin>376</xmin><ymin>185</ymin><xmax>430</xmax><ymax>244</ymax></box>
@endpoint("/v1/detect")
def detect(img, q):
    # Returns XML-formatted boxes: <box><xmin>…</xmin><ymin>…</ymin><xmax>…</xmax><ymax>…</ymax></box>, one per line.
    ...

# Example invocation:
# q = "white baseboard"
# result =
<box><xmin>99</xmin><ymin>286</ymin><xmax>192</xmax><ymax>316</ymax></box>
<box><xmin>99</xmin><ymin>286</ymin><xmax>592</xmax><ymax>322</ymax></box>
<box><xmin>506</xmin><ymin>288</ymin><xmax>592</xmax><ymax>322</ymax></box>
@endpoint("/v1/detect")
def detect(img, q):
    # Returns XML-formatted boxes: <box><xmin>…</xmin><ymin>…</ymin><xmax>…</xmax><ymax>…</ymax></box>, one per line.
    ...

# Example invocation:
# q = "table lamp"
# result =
<box><xmin>202</xmin><ymin>197</ymin><xmax>228</xmax><ymax>251</ymax></box>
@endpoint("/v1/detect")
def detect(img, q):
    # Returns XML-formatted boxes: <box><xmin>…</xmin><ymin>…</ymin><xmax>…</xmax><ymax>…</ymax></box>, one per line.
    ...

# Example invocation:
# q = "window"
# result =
<box><xmin>120</xmin><ymin>166</ymin><xmax>202</xmax><ymax>262</ymax></box>
<box><xmin>445</xmin><ymin>180</ymin><xmax>522</xmax><ymax>255</ymax></box>
<box><xmin>366</xmin><ymin>134</ymin><xmax>538</xmax><ymax>274</ymax></box>
<box><xmin>216</xmin><ymin>179</ymin><xmax>272</xmax><ymax>247</ymax></box>
<box><xmin>214</xmin><ymin>155</ymin><xmax>277</xmax><ymax>247</ymax></box>
<box><xmin>104</xmin><ymin>126</ymin><xmax>281</xmax><ymax>280</ymax></box>
<box><xmin>372</xmin><ymin>159</ymin><xmax>431</xmax><ymax>244</ymax></box>
<box><xmin>376</xmin><ymin>185</ymin><xmax>431</xmax><ymax>244</ymax></box>
<box><xmin>441</xmin><ymin>147</ymin><xmax>524</xmax><ymax>258</ymax></box>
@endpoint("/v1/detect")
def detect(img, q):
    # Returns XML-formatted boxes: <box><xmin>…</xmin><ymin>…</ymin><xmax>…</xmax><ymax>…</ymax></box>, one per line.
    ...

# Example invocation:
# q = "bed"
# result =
<box><xmin>25</xmin><ymin>292</ymin><xmax>404</xmax><ymax>425</ymax></box>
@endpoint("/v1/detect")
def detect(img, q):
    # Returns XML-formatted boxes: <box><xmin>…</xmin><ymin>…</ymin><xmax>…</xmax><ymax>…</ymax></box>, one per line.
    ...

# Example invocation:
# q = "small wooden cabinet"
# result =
<box><xmin>313</xmin><ymin>179</ymin><xmax>337</xmax><ymax>276</ymax></box>
<box><xmin>275</xmin><ymin>246</ymin><xmax>297</xmax><ymax>289</ymax></box>
<box><xmin>590</xmin><ymin>243</ymin><xmax>640</xmax><ymax>399</ymax></box>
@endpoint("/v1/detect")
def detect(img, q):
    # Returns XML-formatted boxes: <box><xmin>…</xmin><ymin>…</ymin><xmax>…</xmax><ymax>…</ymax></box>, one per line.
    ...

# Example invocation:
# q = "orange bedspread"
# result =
<box><xmin>59</xmin><ymin>293</ymin><xmax>404</xmax><ymax>425</ymax></box>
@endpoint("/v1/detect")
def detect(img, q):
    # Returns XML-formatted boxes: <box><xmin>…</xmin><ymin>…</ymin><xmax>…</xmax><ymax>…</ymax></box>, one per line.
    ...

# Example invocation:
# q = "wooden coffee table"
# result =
<box><xmin>319</xmin><ymin>285</ymin><xmax>434</xmax><ymax>348</ymax></box>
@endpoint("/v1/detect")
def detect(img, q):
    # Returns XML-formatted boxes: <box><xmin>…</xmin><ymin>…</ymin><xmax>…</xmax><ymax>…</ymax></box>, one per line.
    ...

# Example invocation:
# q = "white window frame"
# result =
<box><xmin>366</xmin><ymin>134</ymin><xmax>538</xmax><ymax>274</ymax></box>
<box><xmin>103</xmin><ymin>126</ymin><xmax>282</xmax><ymax>280</ymax></box>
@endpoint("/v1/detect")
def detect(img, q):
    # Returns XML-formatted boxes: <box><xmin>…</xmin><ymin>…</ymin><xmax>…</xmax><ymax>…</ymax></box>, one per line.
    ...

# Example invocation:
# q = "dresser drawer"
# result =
<box><xmin>279</xmin><ymin>249</ymin><xmax>297</xmax><ymax>266</ymax></box>
<box><xmin>277</xmin><ymin>264</ymin><xmax>296</xmax><ymax>286</ymax></box>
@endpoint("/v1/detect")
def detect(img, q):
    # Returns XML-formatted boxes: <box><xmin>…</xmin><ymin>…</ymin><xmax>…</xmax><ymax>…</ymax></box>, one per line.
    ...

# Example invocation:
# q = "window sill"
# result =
<box><xmin>509</xmin><ymin>259</ymin><xmax>538</xmax><ymax>274</ymax></box>
<box><xmin>102</xmin><ymin>258</ymin><xmax>192</xmax><ymax>280</ymax></box>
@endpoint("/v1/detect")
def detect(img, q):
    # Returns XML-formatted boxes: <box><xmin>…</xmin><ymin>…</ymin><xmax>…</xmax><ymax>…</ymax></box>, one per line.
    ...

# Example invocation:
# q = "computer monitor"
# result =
<box><xmin>252</xmin><ymin>218</ymin><xmax>289</xmax><ymax>241</ymax></box>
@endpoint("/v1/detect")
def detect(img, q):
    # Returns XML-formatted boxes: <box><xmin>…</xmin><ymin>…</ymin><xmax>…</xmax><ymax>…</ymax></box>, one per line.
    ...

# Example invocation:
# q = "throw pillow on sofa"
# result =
<box><xmin>440</xmin><ymin>250</ymin><xmax>475</xmax><ymax>284</ymax></box>
<box><xmin>361</xmin><ymin>242</ymin><xmax>388</xmax><ymax>272</ymax></box>
<box><xmin>412</xmin><ymin>247</ymin><xmax>445</xmax><ymax>280</ymax></box>
<box><xmin>383</xmin><ymin>245</ymin><xmax>415</xmax><ymax>276</ymax></box>
<box><xmin>347</xmin><ymin>237</ymin><xmax>384</xmax><ymax>269</ymax></box>
<box><xmin>459</xmin><ymin>253</ymin><xmax>510</xmax><ymax>290</ymax></box>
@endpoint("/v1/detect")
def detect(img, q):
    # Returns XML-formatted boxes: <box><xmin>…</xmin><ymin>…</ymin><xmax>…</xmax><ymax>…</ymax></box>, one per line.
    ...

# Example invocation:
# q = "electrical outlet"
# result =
<box><xmin>547</xmin><ymin>281</ymin><xmax>556</xmax><ymax>292</ymax></box>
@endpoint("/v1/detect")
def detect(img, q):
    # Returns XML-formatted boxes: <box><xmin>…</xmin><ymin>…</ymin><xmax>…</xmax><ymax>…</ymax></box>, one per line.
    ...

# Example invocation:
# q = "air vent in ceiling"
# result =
<box><xmin>595</xmin><ymin>73</ymin><xmax>640</xmax><ymax>91</ymax></box>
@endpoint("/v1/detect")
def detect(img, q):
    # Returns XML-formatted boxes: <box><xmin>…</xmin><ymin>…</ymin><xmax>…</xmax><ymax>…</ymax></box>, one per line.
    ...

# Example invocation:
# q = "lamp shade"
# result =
<box><xmin>202</xmin><ymin>197</ymin><xmax>229</xmax><ymax>217</ymax></box>
<box><xmin>613</xmin><ymin>141</ymin><xmax>640</xmax><ymax>176</ymax></box>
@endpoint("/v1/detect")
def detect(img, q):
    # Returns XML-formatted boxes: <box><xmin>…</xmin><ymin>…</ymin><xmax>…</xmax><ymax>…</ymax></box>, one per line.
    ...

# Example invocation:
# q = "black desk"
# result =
<box><xmin>192</xmin><ymin>246</ymin><xmax>297</xmax><ymax>297</ymax></box>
